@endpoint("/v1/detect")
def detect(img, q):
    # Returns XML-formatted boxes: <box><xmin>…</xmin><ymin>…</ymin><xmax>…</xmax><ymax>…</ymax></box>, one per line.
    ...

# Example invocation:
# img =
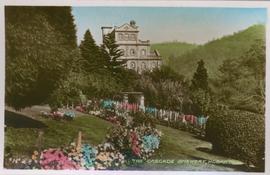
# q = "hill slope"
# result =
<box><xmin>167</xmin><ymin>24</ymin><xmax>265</xmax><ymax>79</ymax></box>
<box><xmin>151</xmin><ymin>42</ymin><xmax>198</xmax><ymax>64</ymax></box>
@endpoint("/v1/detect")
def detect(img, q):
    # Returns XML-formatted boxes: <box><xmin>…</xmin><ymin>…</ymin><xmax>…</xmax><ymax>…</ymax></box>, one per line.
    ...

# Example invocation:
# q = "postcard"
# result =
<box><xmin>0</xmin><ymin>1</ymin><xmax>269</xmax><ymax>175</ymax></box>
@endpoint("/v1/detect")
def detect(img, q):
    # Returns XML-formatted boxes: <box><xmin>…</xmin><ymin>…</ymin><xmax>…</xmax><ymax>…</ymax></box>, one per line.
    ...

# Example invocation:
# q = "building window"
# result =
<box><xmin>124</xmin><ymin>34</ymin><xmax>129</xmax><ymax>41</ymax></box>
<box><xmin>141</xmin><ymin>62</ymin><xmax>147</xmax><ymax>71</ymax></box>
<box><xmin>130</xmin><ymin>49</ymin><xmax>136</xmax><ymax>56</ymax></box>
<box><xmin>126</xmin><ymin>47</ymin><xmax>129</xmax><ymax>56</ymax></box>
<box><xmin>152</xmin><ymin>62</ymin><xmax>157</xmax><ymax>69</ymax></box>
<box><xmin>130</xmin><ymin>62</ymin><xmax>136</xmax><ymax>70</ymax></box>
<box><xmin>133</xmin><ymin>34</ymin><xmax>136</xmax><ymax>40</ymax></box>
<box><xmin>118</xmin><ymin>33</ymin><xmax>123</xmax><ymax>40</ymax></box>
<box><xmin>141</xmin><ymin>49</ymin><xmax>146</xmax><ymax>56</ymax></box>
<box><xmin>129</xmin><ymin>34</ymin><xmax>136</xmax><ymax>41</ymax></box>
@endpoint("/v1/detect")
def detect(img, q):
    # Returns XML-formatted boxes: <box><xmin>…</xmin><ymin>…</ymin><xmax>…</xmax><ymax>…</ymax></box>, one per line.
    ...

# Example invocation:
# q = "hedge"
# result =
<box><xmin>205</xmin><ymin>109</ymin><xmax>265</xmax><ymax>171</ymax></box>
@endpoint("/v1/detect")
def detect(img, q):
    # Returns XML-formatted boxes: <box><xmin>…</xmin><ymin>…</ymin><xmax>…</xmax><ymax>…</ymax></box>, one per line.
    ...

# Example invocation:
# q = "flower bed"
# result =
<box><xmin>5</xmin><ymin>111</ymin><xmax>162</xmax><ymax>170</ymax></box>
<box><xmin>40</xmin><ymin>110</ymin><xmax>76</xmax><ymax>120</ymax></box>
<box><xmin>106</xmin><ymin>125</ymin><xmax>162</xmax><ymax>160</ymax></box>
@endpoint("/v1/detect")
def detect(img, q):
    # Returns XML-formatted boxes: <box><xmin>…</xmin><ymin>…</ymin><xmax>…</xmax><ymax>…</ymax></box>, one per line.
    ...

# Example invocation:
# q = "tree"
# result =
<box><xmin>135</xmin><ymin>66</ymin><xmax>189</xmax><ymax>111</ymax></box>
<box><xmin>101</xmin><ymin>31</ymin><xmax>126</xmax><ymax>74</ymax></box>
<box><xmin>40</xmin><ymin>7</ymin><xmax>77</xmax><ymax>49</ymax></box>
<box><xmin>148</xmin><ymin>65</ymin><xmax>184</xmax><ymax>82</ymax></box>
<box><xmin>214</xmin><ymin>39</ymin><xmax>265</xmax><ymax>114</ymax></box>
<box><xmin>191</xmin><ymin>89</ymin><xmax>211</xmax><ymax>115</ymax></box>
<box><xmin>240</xmin><ymin>39</ymin><xmax>265</xmax><ymax>99</ymax></box>
<box><xmin>79</xmin><ymin>29</ymin><xmax>106</xmax><ymax>72</ymax></box>
<box><xmin>5</xmin><ymin>6</ymin><xmax>78</xmax><ymax>109</ymax></box>
<box><xmin>191</xmin><ymin>59</ymin><xmax>209</xmax><ymax>91</ymax></box>
<box><xmin>47</xmin><ymin>72</ymin><xmax>86</xmax><ymax>108</ymax></box>
<box><xmin>190</xmin><ymin>60</ymin><xmax>210</xmax><ymax>115</ymax></box>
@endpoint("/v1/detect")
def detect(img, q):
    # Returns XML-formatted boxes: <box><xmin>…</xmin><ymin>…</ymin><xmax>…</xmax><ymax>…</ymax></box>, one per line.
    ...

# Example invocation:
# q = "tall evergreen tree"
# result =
<box><xmin>191</xmin><ymin>59</ymin><xmax>209</xmax><ymax>91</ymax></box>
<box><xmin>79</xmin><ymin>29</ymin><xmax>106</xmax><ymax>72</ymax></box>
<box><xmin>190</xmin><ymin>60</ymin><xmax>210</xmax><ymax>115</ymax></box>
<box><xmin>101</xmin><ymin>31</ymin><xmax>126</xmax><ymax>74</ymax></box>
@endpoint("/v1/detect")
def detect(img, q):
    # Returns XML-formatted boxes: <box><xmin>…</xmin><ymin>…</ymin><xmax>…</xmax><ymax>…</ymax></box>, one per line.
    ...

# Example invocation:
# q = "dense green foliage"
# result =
<box><xmin>135</xmin><ymin>65</ymin><xmax>189</xmax><ymax>111</ymax></box>
<box><xmin>131</xmin><ymin>112</ymin><xmax>156</xmax><ymax>128</ymax></box>
<box><xmin>189</xmin><ymin>60</ymin><xmax>211</xmax><ymax>116</ymax></box>
<box><xmin>79</xmin><ymin>29</ymin><xmax>106</xmax><ymax>72</ymax></box>
<box><xmin>168</xmin><ymin>25</ymin><xmax>265</xmax><ymax>78</ymax></box>
<box><xmin>5</xmin><ymin>7</ymin><xmax>77</xmax><ymax>109</ymax></box>
<box><xmin>47</xmin><ymin>72</ymin><xmax>86</xmax><ymax>108</ymax></box>
<box><xmin>151</xmin><ymin>42</ymin><xmax>198</xmax><ymax>64</ymax></box>
<box><xmin>206</xmin><ymin>109</ymin><xmax>265</xmax><ymax>171</ymax></box>
<box><xmin>212</xmin><ymin>39</ymin><xmax>265</xmax><ymax>114</ymax></box>
<box><xmin>77</xmin><ymin>30</ymin><xmax>137</xmax><ymax>101</ymax></box>
<box><xmin>191</xmin><ymin>60</ymin><xmax>209</xmax><ymax>91</ymax></box>
<box><xmin>101</xmin><ymin>31</ymin><xmax>126</xmax><ymax>74</ymax></box>
<box><xmin>39</xmin><ymin>7</ymin><xmax>77</xmax><ymax>48</ymax></box>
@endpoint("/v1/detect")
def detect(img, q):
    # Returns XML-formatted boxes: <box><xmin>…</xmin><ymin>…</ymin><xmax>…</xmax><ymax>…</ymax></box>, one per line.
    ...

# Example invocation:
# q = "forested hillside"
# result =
<box><xmin>151</xmin><ymin>42</ymin><xmax>198</xmax><ymax>64</ymax></box>
<box><xmin>167</xmin><ymin>25</ymin><xmax>265</xmax><ymax>79</ymax></box>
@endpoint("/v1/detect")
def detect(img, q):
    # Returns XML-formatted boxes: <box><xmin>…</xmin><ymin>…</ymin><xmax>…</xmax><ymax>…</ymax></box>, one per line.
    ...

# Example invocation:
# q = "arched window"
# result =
<box><xmin>130</xmin><ymin>49</ymin><xmax>136</xmax><ymax>56</ymax></box>
<box><xmin>141</xmin><ymin>49</ymin><xmax>146</xmax><ymax>56</ymax></box>
<box><xmin>130</xmin><ymin>62</ymin><xmax>136</xmax><ymax>70</ymax></box>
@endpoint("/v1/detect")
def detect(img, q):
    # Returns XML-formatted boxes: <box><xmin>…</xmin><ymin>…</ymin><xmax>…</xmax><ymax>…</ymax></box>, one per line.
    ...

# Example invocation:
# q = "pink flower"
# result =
<box><xmin>40</xmin><ymin>149</ymin><xmax>78</xmax><ymax>170</ymax></box>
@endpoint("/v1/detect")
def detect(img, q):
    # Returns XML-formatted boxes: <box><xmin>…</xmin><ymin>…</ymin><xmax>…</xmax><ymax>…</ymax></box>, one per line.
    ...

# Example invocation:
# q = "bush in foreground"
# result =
<box><xmin>206</xmin><ymin>109</ymin><xmax>265</xmax><ymax>171</ymax></box>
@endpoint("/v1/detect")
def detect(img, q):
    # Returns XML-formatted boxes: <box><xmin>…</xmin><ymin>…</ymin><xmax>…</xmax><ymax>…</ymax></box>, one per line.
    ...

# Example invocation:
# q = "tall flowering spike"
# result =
<box><xmin>76</xmin><ymin>131</ymin><xmax>82</xmax><ymax>153</ymax></box>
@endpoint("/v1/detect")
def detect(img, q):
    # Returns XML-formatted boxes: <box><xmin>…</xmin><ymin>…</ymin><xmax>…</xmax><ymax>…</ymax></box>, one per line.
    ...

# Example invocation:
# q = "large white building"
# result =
<box><xmin>101</xmin><ymin>20</ymin><xmax>162</xmax><ymax>73</ymax></box>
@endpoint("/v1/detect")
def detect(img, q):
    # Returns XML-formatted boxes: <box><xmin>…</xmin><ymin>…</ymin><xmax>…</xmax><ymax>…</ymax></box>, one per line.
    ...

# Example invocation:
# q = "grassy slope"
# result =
<box><xmin>5</xmin><ymin>114</ymin><xmax>235</xmax><ymax>161</ymax></box>
<box><xmin>5</xmin><ymin>114</ymin><xmax>113</xmax><ymax>156</ymax></box>
<box><xmin>151</xmin><ymin>42</ymin><xmax>198</xmax><ymax>64</ymax></box>
<box><xmin>5</xmin><ymin>107</ymin><xmax>243</xmax><ymax>171</ymax></box>
<box><xmin>167</xmin><ymin>25</ymin><xmax>265</xmax><ymax>79</ymax></box>
<box><xmin>139</xmin><ymin>125</ymin><xmax>244</xmax><ymax>171</ymax></box>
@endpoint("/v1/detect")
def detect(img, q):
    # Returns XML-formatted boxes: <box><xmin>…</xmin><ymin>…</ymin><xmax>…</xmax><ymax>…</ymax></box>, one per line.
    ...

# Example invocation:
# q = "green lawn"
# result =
<box><xmin>5</xmin><ymin>113</ymin><xmax>113</xmax><ymax>157</ymax></box>
<box><xmin>130</xmin><ymin>125</ymin><xmax>245</xmax><ymax>171</ymax></box>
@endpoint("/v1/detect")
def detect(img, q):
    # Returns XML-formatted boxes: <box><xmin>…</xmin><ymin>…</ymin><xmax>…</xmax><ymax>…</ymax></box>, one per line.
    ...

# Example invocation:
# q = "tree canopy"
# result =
<box><xmin>5</xmin><ymin>6</ymin><xmax>77</xmax><ymax>109</ymax></box>
<box><xmin>79</xmin><ymin>29</ymin><xmax>106</xmax><ymax>73</ymax></box>
<box><xmin>191</xmin><ymin>59</ymin><xmax>209</xmax><ymax>91</ymax></box>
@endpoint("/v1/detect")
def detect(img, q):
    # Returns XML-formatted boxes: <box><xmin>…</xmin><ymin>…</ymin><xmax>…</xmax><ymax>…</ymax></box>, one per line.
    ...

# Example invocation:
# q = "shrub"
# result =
<box><xmin>131</xmin><ymin>112</ymin><xmax>156</xmax><ymax>128</ymax></box>
<box><xmin>206</xmin><ymin>109</ymin><xmax>265</xmax><ymax>170</ymax></box>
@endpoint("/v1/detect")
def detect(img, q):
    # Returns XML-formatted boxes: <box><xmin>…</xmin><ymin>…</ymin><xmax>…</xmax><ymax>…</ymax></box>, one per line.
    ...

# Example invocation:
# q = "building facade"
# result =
<box><xmin>101</xmin><ymin>20</ymin><xmax>162</xmax><ymax>73</ymax></box>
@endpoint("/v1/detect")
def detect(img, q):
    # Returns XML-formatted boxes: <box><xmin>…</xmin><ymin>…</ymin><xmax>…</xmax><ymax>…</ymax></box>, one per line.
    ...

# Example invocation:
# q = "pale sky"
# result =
<box><xmin>72</xmin><ymin>7</ymin><xmax>267</xmax><ymax>45</ymax></box>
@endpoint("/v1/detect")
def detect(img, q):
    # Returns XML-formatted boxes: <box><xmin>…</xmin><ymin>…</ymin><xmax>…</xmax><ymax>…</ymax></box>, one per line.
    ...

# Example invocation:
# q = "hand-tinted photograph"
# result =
<box><xmin>4</xmin><ymin>6</ymin><xmax>266</xmax><ymax>172</ymax></box>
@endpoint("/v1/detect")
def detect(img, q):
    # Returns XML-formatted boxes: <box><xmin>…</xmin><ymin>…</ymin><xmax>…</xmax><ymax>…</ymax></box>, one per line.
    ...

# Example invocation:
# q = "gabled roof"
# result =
<box><xmin>114</xmin><ymin>23</ymin><xmax>139</xmax><ymax>32</ymax></box>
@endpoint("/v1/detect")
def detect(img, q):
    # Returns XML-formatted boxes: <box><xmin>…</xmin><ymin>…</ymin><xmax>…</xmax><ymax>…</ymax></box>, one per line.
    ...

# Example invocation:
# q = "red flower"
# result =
<box><xmin>132</xmin><ymin>145</ymin><xmax>141</xmax><ymax>156</ymax></box>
